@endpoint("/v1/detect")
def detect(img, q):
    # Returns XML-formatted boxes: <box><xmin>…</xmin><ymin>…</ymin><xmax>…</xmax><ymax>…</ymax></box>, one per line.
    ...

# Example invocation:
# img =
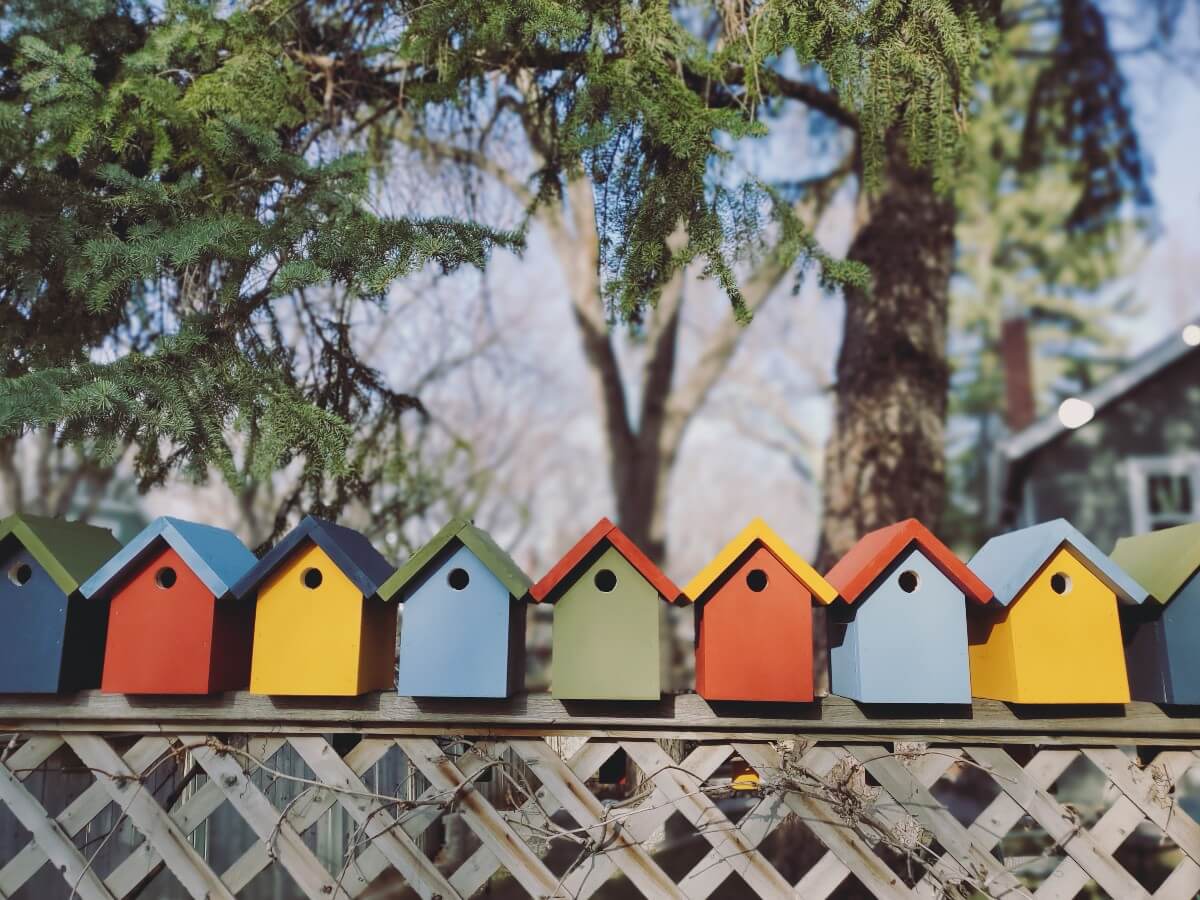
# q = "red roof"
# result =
<box><xmin>824</xmin><ymin>519</ymin><xmax>993</xmax><ymax>605</ymax></box>
<box><xmin>529</xmin><ymin>518</ymin><xmax>681</xmax><ymax>604</ymax></box>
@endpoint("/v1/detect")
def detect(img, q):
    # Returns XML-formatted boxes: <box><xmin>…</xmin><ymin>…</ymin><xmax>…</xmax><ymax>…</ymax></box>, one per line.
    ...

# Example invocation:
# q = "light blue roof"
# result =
<box><xmin>80</xmin><ymin>516</ymin><xmax>257</xmax><ymax>600</ymax></box>
<box><xmin>968</xmin><ymin>519</ymin><xmax>1149</xmax><ymax>607</ymax></box>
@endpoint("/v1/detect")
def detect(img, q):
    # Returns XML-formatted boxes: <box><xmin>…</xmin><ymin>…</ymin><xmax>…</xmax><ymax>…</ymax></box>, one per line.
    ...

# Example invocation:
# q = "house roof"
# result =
<box><xmin>528</xmin><ymin>518</ymin><xmax>680</xmax><ymax>604</ymax></box>
<box><xmin>969</xmin><ymin>519</ymin><xmax>1149</xmax><ymax>607</ymax></box>
<box><xmin>379</xmin><ymin>517</ymin><xmax>531</xmax><ymax>601</ymax></box>
<box><xmin>1003</xmin><ymin>321</ymin><xmax>1200</xmax><ymax>462</ymax></box>
<box><xmin>0</xmin><ymin>513</ymin><xmax>121</xmax><ymax>595</ymax></box>
<box><xmin>231</xmin><ymin>516</ymin><xmax>393</xmax><ymax>600</ymax></box>
<box><xmin>824</xmin><ymin>519</ymin><xmax>993</xmax><ymax>606</ymax></box>
<box><xmin>682</xmin><ymin>517</ymin><xmax>838</xmax><ymax>605</ymax></box>
<box><xmin>1109</xmin><ymin>521</ymin><xmax>1200</xmax><ymax>604</ymax></box>
<box><xmin>80</xmin><ymin>516</ymin><xmax>256</xmax><ymax>600</ymax></box>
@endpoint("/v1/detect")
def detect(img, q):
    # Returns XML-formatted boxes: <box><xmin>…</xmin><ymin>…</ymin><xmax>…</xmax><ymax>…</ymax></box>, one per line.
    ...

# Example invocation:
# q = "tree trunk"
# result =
<box><xmin>816</xmin><ymin>144</ymin><xmax>956</xmax><ymax>570</ymax></box>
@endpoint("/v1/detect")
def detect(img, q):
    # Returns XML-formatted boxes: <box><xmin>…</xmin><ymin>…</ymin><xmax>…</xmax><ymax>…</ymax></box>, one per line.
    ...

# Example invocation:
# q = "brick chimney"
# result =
<box><xmin>1000</xmin><ymin>316</ymin><xmax>1036</xmax><ymax>432</ymax></box>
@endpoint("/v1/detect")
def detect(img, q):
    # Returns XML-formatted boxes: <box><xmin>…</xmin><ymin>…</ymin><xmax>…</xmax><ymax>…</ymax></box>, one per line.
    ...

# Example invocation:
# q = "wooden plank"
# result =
<box><xmin>621</xmin><ymin>740</ymin><xmax>794</xmax><ymax>898</ymax></box>
<box><xmin>179</xmin><ymin>735</ymin><xmax>346</xmax><ymax>900</ymax></box>
<box><xmin>914</xmin><ymin>749</ymin><xmax>1077</xmax><ymax>899</ymax></box>
<box><xmin>0</xmin><ymin>753</ymin><xmax>115</xmax><ymax>900</ymax></box>
<box><xmin>5</xmin><ymin>692</ymin><xmax>1200</xmax><ymax>744</ymax></box>
<box><xmin>507</xmin><ymin>738</ymin><xmax>685</xmax><ymax>898</ymax></box>
<box><xmin>221</xmin><ymin>738</ymin><xmax>390</xmax><ymax>896</ymax></box>
<box><xmin>288</xmin><ymin>736</ymin><xmax>460</xmax><ymax>900</ymax></box>
<box><xmin>64</xmin><ymin>735</ymin><xmax>235</xmax><ymax>900</ymax></box>
<box><xmin>2</xmin><ymin>736</ymin><xmax>63</xmax><ymax>777</ymax></box>
<box><xmin>1084</xmin><ymin>749</ymin><xmax>1200</xmax><ymax>862</ymax></box>
<box><xmin>795</xmin><ymin>747</ymin><xmax>960</xmax><ymax>900</ymax></box>
<box><xmin>1154</xmin><ymin>858</ymin><xmax>1200</xmax><ymax>900</ymax></box>
<box><xmin>397</xmin><ymin>737</ymin><xmax>563</xmax><ymax>898</ymax></box>
<box><xmin>735</xmin><ymin>743</ymin><xmax>913</xmax><ymax>899</ymax></box>
<box><xmin>964</xmin><ymin>746</ymin><xmax>1147</xmax><ymax>899</ymax></box>
<box><xmin>851</xmin><ymin>746</ymin><xmax>1029</xmax><ymax>899</ymax></box>
<box><xmin>452</xmin><ymin>739</ymin><xmax>617</xmax><ymax>898</ymax></box>
<box><xmin>0</xmin><ymin>737</ymin><xmax>170</xmax><ymax>897</ymax></box>
<box><xmin>565</xmin><ymin>743</ymin><xmax>731</xmax><ymax>900</ymax></box>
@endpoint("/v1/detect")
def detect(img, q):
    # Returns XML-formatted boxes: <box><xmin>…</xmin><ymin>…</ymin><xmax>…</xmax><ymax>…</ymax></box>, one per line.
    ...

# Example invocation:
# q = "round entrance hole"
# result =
<box><xmin>155</xmin><ymin>566</ymin><xmax>177</xmax><ymax>589</ymax></box>
<box><xmin>898</xmin><ymin>570</ymin><xmax>919</xmax><ymax>593</ymax></box>
<box><xmin>1050</xmin><ymin>572</ymin><xmax>1071</xmax><ymax>595</ymax></box>
<box><xmin>8</xmin><ymin>563</ymin><xmax>32</xmax><ymax>587</ymax></box>
<box><xmin>594</xmin><ymin>569</ymin><xmax>617</xmax><ymax>592</ymax></box>
<box><xmin>447</xmin><ymin>568</ymin><xmax>470</xmax><ymax>590</ymax></box>
<box><xmin>302</xmin><ymin>567</ymin><xmax>323</xmax><ymax>589</ymax></box>
<box><xmin>745</xmin><ymin>569</ymin><xmax>768</xmax><ymax>592</ymax></box>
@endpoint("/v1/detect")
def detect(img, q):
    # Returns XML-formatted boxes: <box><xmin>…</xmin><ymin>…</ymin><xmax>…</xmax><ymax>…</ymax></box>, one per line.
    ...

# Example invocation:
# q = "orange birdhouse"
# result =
<box><xmin>684</xmin><ymin>518</ymin><xmax>838</xmax><ymax>702</ymax></box>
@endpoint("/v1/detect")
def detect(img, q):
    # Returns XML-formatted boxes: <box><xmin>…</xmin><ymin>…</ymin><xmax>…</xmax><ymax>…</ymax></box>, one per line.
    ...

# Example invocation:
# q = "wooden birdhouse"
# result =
<box><xmin>529</xmin><ymin>518</ymin><xmax>680</xmax><ymax>701</ymax></box>
<box><xmin>1112</xmin><ymin>522</ymin><xmax>1200</xmax><ymax>704</ymax></box>
<box><xmin>0</xmin><ymin>514</ymin><xmax>121</xmax><ymax>693</ymax></box>
<box><xmin>382</xmin><ymin>517</ymin><xmax>530</xmax><ymax>698</ymax></box>
<box><xmin>683</xmin><ymin>518</ymin><xmax>838</xmax><ymax>702</ymax></box>
<box><xmin>968</xmin><ymin>519</ymin><xmax>1149</xmax><ymax>704</ymax></box>
<box><xmin>824</xmin><ymin>519</ymin><xmax>993</xmax><ymax>704</ymax></box>
<box><xmin>234</xmin><ymin>516</ymin><xmax>396</xmax><ymax>696</ymax></box>
<box><xmin>79</xmin><ymin>517</ymin><xmax>258</xmax><ymax>694</ymax></box>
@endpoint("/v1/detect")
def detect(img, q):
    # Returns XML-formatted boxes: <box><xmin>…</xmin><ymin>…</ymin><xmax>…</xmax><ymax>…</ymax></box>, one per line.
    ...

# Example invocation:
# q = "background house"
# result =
<box><xmin>997</xmin><ymin>319</ymin><xmax>1200</xmax><ymax>549</ymax></box>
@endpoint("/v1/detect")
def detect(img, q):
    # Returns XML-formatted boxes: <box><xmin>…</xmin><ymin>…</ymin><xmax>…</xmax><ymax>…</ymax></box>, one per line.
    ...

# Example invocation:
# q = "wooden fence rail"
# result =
<box><xmin>2</xmin><ymin>694</ymin><xmax>1200</xmax><ymax>898</ymax></box>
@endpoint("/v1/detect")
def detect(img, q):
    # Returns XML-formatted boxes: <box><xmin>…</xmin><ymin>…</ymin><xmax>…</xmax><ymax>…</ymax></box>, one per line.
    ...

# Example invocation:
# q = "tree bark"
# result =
<box><xmin>816</xmin><ymin>143</ymin><xmax>956</xmax><ymax>570</ymax></box>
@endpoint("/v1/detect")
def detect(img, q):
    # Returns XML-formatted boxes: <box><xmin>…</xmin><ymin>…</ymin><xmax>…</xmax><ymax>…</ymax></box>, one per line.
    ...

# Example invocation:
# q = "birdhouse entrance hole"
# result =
<box><xmin>745</xmin><ymin>569</ymin><xmax>768</xmax><ymax>592</ymax></box>
<box><xmin>154</xmin><ymin>566</ymin><xmax>177</xmax><ymax>589</ymax></box>
<box><xmin>7</xmin><ymin>563</ymin><xmax>31</xmax><ymax>587</ymax></box>
<box><xmin>594</xmin><ymin>569</ymin><xmax>617</xmax><ymax>592</ymax></box>
<box><xmin>898</xmin><ymin>570</ymin><xmax>919</xmax><ymax>593</ymax></box>
<box><xmin>301</xmin><ymin>568</ymin><xmax>323</xmax><ymax>589</ymax></box>
<box><xmin>447</xmin><ymin>567</ymin><xmax>470</xmax><ymax>590</ymax></box>
<box><xmin>1050</xmin><ymin>572</ymin><xmax>1071</xmax><ymax>595</ymax></box>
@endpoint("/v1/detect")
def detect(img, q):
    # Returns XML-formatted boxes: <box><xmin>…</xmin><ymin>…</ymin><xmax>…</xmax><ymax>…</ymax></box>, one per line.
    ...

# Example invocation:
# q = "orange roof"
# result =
<box><xmin>824</xmin><ymin>519</ymin><xmax>993</xmax><ymax>605</ymax></box>
<box><xmin>528</xmin><ymin>518</ymin><xmax>681</xmax><ymax>604</ymax></box>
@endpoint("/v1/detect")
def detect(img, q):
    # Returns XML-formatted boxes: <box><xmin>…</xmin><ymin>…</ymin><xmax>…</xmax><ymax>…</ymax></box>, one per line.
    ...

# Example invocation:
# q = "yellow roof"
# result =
<box><xmin>682</xmin><ymin>518</ymin><xmax>839</xmax><ymax>605</ymax></box>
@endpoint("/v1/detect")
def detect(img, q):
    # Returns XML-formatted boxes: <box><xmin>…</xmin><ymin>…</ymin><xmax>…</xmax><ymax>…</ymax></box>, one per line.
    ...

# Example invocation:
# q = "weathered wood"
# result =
<box><xmin>288</xmin><ymin>735</ymin><xmax>460</xmax><ymax>900</ymax></box>
<box><xmin>64</xmin><ymin>734</ymin><xmax>236</xmax><ymax>900</ymax></box>
<box><xmin>6</xmin><ymin>692</ymin><xmax>1200</xmax><ymax>744</ymax></box>
<box><xmin>0</xmin><ymin>752</ymin><xmax>115</xmax><ymax>900</ymax></box>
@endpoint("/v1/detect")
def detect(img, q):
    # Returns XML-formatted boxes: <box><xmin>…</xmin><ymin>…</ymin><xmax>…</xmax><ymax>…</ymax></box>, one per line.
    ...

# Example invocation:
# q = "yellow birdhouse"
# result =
<box><xmin>966</xmin><ymin>520</ymin><xmax>1149</xmax><ymax>704</ymax></box>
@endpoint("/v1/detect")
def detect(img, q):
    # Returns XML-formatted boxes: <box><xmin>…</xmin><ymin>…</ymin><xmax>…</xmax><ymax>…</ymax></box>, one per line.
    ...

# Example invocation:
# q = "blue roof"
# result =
<box><xmin>968</xmin><ymin>519</ymin><xmax>1149</xmax><ymax>607</ymax></box>
<box><xmin>79</xmin><ymin>516</ymin><xmax>257</xmax><ymax>600</ymax></box>
<box><xmin>231</xmin><ymin>516</ymin><xmax>393</xmax><ymax>600</ymax></box>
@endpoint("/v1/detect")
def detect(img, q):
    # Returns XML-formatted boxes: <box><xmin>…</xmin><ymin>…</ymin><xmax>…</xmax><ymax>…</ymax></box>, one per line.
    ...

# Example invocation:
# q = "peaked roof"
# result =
<box><xmin>969</xmin><ymin>519</ymin><xmax>1149</xmax><ymax>607</ymax></box>
<box><xmin>825</xmin><ymin>519</ymin><xmax>993</xmax><ymax>606</ymax></box>
<box><xmin>682</xmin><ymin>517</ymin><xmax>838</xmax><ymax>605</ymax></box>
<box><xmin>1004</xmin><ymin>320</ymin><xmax>1200</xmax><ymax>462</ymax></box>
<box><xmin>1110</xmin><ymin>522</ymin><xmax>1200</xmax><ymax>604</ymax></box>
<box><xmin>232</xmin><ymin>516</ymin><xmax>393</xmax><ymax>600</ymax></box>
<box><xmin>0</xmin><ymin>513</ymin><xmax>121</xmax><ymax>595</ymax></box>
<box><xmin>528</xmin><ymin>518</ymin><xmax>680</xmax><ymax>604</ymax></box>
<box><xmin>80</xmin><ymin>516</ymin><xmax>256</xmax><ymax>600</ymax></box>
<box><xmin>379</xmin><ymin>517</ymin><xmax>531</xmax><ymax>601</ymax></box>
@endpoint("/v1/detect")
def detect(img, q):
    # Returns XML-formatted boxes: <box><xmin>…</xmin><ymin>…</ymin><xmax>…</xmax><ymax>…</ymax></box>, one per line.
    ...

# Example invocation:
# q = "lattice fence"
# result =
<box><xmin>2</xmin><ymin>724</ymin><xmax>1200</xmax><ymax>899</ymax></box>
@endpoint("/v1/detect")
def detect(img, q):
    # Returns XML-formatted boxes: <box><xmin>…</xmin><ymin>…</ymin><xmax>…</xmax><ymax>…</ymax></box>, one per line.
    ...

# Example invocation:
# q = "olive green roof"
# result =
<box><xmin>1111</xmin><ymin>522</ymin><xmax>1200</xmax><ymax>604</ymax></box>
<box><xmin>379</xmin><ymin>517</ymin><xmax>531</xmax><ymax>601</ymax></box>
<box><xmin>0</xmin><ymin>513</ymin><xmax>121</xmax><ymax>595</ymax></box>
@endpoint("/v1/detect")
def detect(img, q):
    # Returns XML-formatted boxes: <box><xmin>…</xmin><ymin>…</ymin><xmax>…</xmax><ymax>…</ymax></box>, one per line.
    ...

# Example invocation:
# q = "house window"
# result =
<box><xmin>1127</xmin><ymin>456</ymin><xmax>1200</xmax><ymax>533</ymax></box>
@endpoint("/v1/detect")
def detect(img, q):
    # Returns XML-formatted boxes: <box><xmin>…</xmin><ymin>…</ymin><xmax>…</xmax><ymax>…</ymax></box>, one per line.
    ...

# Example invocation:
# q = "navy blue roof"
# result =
<box><xmin>79</xmin><ymin>517</ymin><xmax>257</xmax><ymax>600</ymax></box>
<box><xmin>232</xmin><ymin>516</ymin><xmax>394</xmax><ymax>599</ymax></box>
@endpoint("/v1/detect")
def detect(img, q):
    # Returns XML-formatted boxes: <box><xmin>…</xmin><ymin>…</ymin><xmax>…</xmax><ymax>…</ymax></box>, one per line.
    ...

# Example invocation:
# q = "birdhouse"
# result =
<box><xmin>824</xmin><ymin>519</ymin><xmax>993</xmax><ymax>704</ymax></box>
<box><xmin>382</xmin><ymin>518</ymin><xmax>530</xmax><ymax>698</ymax></box>
<box><xmin>1108</xmin><ymin>523</ymin><xmax>1200</xmax><ymax>704</ymax></box>
<box><xmin>80</xmin><ymin>517</ymin><xmax>258</xmax><ymax>694</ymax></box>
<box><xmin>683</xmin><ymin>518</ymin><xmax>838</xmax><ymax>702</ymax></box>
<box><xmin>0</xmin><ymin>514</ymin><xmax>121</xmax><ymax>693</ymax></box>
<box><xmin>530</xmin><ymin>518</ymin><xmax>680</xmax><ymax>700</ymax></box>
<box><xmin>968</xmin><ymin>519</ymin><xmax>1149</xmax><ymax>704</ymax></box>
<box><xmin>234</xmin><ymin>517</ymin><xmax>396</xmax><ymax>696</ymax></box>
